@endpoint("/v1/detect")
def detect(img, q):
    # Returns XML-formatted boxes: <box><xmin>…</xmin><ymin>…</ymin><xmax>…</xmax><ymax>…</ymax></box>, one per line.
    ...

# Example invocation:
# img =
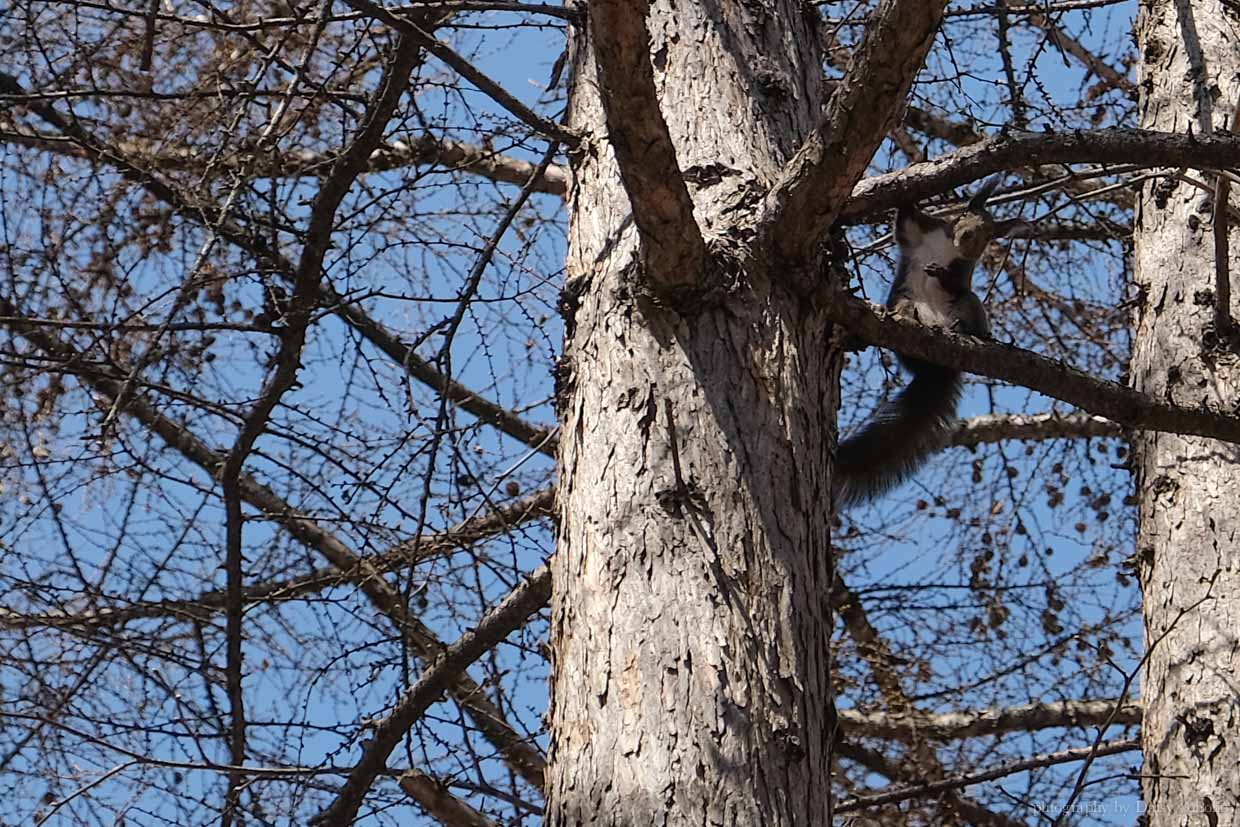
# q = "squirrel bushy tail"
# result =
<box><xmin>834</xmin><ymin>362</ymin><xmax>962</xmax><ymax>508</ymax></box>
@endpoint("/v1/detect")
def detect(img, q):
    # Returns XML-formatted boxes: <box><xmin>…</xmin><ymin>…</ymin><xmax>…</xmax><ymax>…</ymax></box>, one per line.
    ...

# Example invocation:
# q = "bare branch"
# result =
<box><xmin>830</xmin><ymin>572</ymin><xmax>1017</xmax><ymax>826</ymax></box>
<box><xmin>587</xmin><ymin>0</ymin><xmax>706</xmax><ymax>292</ymax></box>
<box><xmin>1217</xmin><ymin>169</ymin><xmax>1235</xmax><ymax>338</ymax></box>
<box><xmin>897</xmin><ymin>105</ymin><xmax>1135</xmax><ymax>210</ymax></box>
<box><xmin>3</xmin><ymin>416</ymin><xmax>1121</xmax><ymax>637</ymax></box>
<box><xmin>1014</xmin><ymin>2</ymin><xmax>1136</xmax><ymax>98</ymax></box>
<box><xmin>340</xmin><ymin>0</ymin><xmax>577</xmax><ymax>145</ymax></box>
<box><xmin>1053</xmin><ymin>581</ymin><xmax>1216</xmax><ymax>827</ymax></box>
<box><xmin>313</xmin><ymin>565</ymin><xmax>551</xmax><ymax>826</ymax></box>
<box><xmin>214</xmin><ymin>31</ymin><xmax>439</xmax><ymax>815</ymax></box>
<box><xmin>32</xmin><ymin>0</ymin><xmax>578</xmax><ymax>32</ymax></box>
<box><xmin>946</xmin><ymin>0</ymin><xmax>1130</xmax><ymax>15</ymax></box>
<box><xmin>331</xmin><ymin>300</ymin><xmax>558</xmax><ymax>455</ymax></box>
<box><xmin>828</xmin><ymin>571</ymin><xmax>1038</xmax><ymax>827</ymax></box>
<box><xmin>399</xmin><ymin>770</ymin><xmax>500</xmax><ymax>827</ymax></box>
<box><xmin>764</xmin><ymin>0</ymin><xmax>947</xmax><ymax>260</ymax></box>
<box><xmin>901</xmin><ymin>103</ymin><xmax>984</xmax><ymax>147</ymax></box>
<box><xmin>949</xmin><ymin>412</ymin><xmax>1122</xmax><ymax>447</ymax></box>
<box><xmin>1011</xmin><ymin>219</ymin><xmax>1130</xmax><ymax>242</ymax></box>
<box><xmin>0</xmin><ymin>298</ymin><xmax>550</xmax><ymax>792</ymax></box>
<box><xmin>995</xmin><ymin>4</ymin><xmax>1027</xmax><ymax>128</ymax></box>
<box><xmin>363</xmin><ymin>136</ymin><xmax>567</xmax><ymax>194</ymax></box>
<box><xmin>827</xmin><ymin>294</ymin><xmax>1240</xmax><ymax>445</ymax></box>
<box><xmin>1213</xmin><ymin>100</ymin><xmax>1240</xmax><ymax>339</ymax></box>
<box><xmin>839</xmin><ymin>698</ymin><xmax>1140</xmax><ymax>741</ymax></box>
<box><xmin>841</xmin><ymin>127</ymin><xmax>1240</xmax><ymax>221</ymax></box>
<box><xmin>836</xmin><ymin>738</ymin><xmax>1140</xmax><ymax>814</ymax></box>
<box><xmin>0</xmin><ymin>489</ymin><xmax>555</xmax><ymax>632</ymax></box>
<box><xmin>1</xmin><ymin>73</ymin><xmax>555</xmax><ymax>455</ymax></box>
<box><xmin>1</xmin><ymin>128</ymin><xmax>569</xmax><ymax>194</ymax></box>
<box><xmin>835</xmin><ymin>741</ymin><xmax>1033</xmax><ymax>827</ymax></box>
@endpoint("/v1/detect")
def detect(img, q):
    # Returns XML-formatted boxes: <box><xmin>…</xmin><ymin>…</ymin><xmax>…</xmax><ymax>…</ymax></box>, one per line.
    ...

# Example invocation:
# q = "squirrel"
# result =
<box><xmin>834</xmin><ymin>179</ymin><xmax>1026</xmax><ymax>508</ymax></box>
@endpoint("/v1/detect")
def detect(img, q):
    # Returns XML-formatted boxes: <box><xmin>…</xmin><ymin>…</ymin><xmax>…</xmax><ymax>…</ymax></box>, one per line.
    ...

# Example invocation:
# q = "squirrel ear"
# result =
<box><xmin>894</xmin><ymin>205</ymin><xmax>928</xmax><ymax>247</ymax></box>
<box><xmin>968</xmin><ymin>177</ymin><xmax>1000</xmax><ymax>209</ymax></box>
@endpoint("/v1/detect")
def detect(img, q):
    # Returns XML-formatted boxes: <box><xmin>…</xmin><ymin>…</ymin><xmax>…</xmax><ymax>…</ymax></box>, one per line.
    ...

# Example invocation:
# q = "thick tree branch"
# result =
<box><xmin>897</xmin><ymin>105</ymin><xmax>1135</xmax><ymax>210</ymax></box>
<box><xmin>949</xmin><ymin>412</ymin><xmax>1121</xmax><ymax>447</ymax></box>
<box><xmin>839</xmin><ymin>698</ymin><xmax>1140</xmax><ymax>741</ymax></box>
<box><xmin>820</xmin><ymin>72</ymin><xmax>1130</xmax><ymax>215</ymax></box>
<box><xmin>829</xmin><ymin>295</ymin><xmax>1240</xmax><ymax>444</ymax></box>
<box><xmin>313</xmin><ymin>565</ymin><xmax>551</xmax><ymax>826</ymax></box>
<box><xmin>841</xmin><ymin>127</ymin><xmax>1240</xmax><ymax>220</ymax></box>
<box><xmin>399</xmin><ymin>771</ymin><xmax>500</xmax><ymax>827</ymax></box>
<box><xmin>587</xmin><ymin>0</ymin><xmax>706</xmax><ymax>292</ymax></box>
<box><xmin>764</xmin><ymin>0</ymin><xmax>947</xmax><ymax>260</ymax></box>
<box><xmin>946</xmin><ymin>0</ymin><xmax>1129</xmax><ymax>16</ymax></box>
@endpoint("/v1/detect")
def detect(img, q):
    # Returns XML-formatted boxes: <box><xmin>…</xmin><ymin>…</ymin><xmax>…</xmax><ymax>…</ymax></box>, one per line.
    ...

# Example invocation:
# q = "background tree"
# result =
<box><xmin>1</xmin><ymin>0</ymin><xmax>1237</xmax><ymax>824</ymax></box>
<box><xmin>1132</xmin><ymin>2</ymin><xmax>1240</xmax><ymax>825</ymax></box>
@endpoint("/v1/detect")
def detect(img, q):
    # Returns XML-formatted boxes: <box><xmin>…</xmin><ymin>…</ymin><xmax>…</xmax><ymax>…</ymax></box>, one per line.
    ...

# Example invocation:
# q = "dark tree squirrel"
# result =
<box><xmin>835</xmin><ymin>179</ymin><xmax>1025</xmax><ymax>507</ymax></box>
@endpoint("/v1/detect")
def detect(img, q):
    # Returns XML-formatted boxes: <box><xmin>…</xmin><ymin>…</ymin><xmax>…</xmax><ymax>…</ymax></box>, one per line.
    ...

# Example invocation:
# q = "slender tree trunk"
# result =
<box><xmin>547</xmin><ymin>2</ymin><xmax>839</xmax><ymax>823</ymax></box>
<box><xmin>1134</xmin><ymin>2</ymin><xmax>1240</xmax><ymax>824</ymax></box>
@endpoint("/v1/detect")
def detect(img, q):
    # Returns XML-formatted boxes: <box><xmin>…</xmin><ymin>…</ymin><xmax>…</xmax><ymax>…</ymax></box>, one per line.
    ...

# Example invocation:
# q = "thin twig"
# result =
<box><xmin>35</xmin><ymin>762</ymin><xmax>137</xmax><ymax>826</ymax></box>
<box><xmin>837</xmin><ymin>738</ymin><xmax>1141</xmax><ymax>813</ymax></box>
<box><xmin>312</xmin><ymin>566</ymin><xmax>551</xmax><ymax>826</ymax></box>
<box><xmin>341</xmin><ymin>0</ymin><xmax>577</xmax><ymax>145</ymax></box>
<box><xmin>1052</xmin><ymin>577</ymin><xmax>1217</xmax><ymax>826</ymax></box>
<box><xmin>0</xmin><ymin>488</ymin><xmax>555</xmax><ymax>632</ymax></box>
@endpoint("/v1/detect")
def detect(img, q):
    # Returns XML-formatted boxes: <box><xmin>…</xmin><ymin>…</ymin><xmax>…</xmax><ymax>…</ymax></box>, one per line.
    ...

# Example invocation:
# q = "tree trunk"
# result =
<box><xmin>1134</xmin><ymin>2</ymin><xmax>1240</xmax><ymax>824</ymax></box>
<box><xmin>547</xmin><ymin>2</ymin><xmax>839</xmax><ymax>824</ymax></box>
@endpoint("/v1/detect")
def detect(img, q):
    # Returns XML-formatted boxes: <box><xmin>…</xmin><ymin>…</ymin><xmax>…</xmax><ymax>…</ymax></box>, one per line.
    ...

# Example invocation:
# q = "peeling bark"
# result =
<box><xmin>1134</xmin><ymin>2</ymin><xmax>1240</xmax><ymax>825</ymax></box>
<box><xmin>548</xmin><ymin>1</ymin><xmax>838</xmax><ymax>824</ymax></box>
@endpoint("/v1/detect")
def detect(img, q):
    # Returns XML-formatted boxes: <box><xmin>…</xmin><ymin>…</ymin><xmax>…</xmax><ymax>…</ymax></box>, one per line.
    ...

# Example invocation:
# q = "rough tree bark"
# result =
<box><xmin>1134</xmin><ymin>2</ymin><xmax>1240</xmax><ymax>824</ymax></box>
<box><xmin>546</xmin><ymin>1</ymin><xmax>836</xmax><ymax>823</ymax></box>
<box><xmin>547</xmin><ymin>0</ymin><xmax>949</xmax><ymax>818</ymax></box>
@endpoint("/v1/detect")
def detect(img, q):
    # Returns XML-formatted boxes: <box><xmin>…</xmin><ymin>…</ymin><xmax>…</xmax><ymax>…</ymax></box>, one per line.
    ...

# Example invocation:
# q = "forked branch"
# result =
<box><xmin>588</xmin><ymin>0</ymin><xmax>706</xmax><ymax>293</ymax></box>
<box><xmin>764</xmin><ymin>0</ymin><xmax>948</xmax><ymax>260</ymax></box>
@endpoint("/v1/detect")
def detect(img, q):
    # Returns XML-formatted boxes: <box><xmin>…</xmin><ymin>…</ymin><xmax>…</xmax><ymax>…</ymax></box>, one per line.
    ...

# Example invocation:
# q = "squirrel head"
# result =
<box><xmin>896</xmin><ymin>178</ymin><xmax>1028</xmax><ymax>264</ymax></box>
